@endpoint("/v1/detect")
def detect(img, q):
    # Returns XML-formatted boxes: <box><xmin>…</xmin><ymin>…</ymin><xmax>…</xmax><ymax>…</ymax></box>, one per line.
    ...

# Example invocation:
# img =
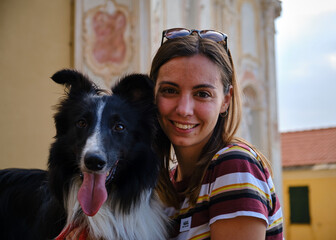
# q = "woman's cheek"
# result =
<box><xmin>156</xmin><ymin>97</ymin><xmax>171</xmax><ymax>115</ymax></box>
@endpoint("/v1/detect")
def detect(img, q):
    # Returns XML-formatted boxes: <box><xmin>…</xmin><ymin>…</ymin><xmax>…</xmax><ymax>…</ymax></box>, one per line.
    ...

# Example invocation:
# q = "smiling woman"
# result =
<box><xmin>151</xmin><ymin>29</ymin><xmax>284</xmax><ymax>240</ymax></box>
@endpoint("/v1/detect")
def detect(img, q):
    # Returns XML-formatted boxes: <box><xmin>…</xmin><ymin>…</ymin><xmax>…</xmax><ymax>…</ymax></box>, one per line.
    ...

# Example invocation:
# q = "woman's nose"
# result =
<box><xmin>176</xmin><ymin>95</ymin><xmax>194</xmax><ymax>117</ymax></box>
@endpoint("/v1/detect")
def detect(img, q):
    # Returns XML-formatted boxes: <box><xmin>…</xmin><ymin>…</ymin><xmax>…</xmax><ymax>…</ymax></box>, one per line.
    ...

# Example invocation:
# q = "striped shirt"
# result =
<box><xmin>165</xmin><ymin>143</ymin><xmax>283</xmax><ymax>240</ymax></box>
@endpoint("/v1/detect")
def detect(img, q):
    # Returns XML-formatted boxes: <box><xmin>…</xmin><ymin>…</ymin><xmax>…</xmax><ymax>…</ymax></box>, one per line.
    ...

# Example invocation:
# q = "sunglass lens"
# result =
<box><xmin>199</xmin><ymin>30</ymin><xmax>225</xmax><ymax>42</ymax></box>
<box><xmin>165</xmin><ymin>28</ymin><xmax>191</xmax><ymax>39</ymax></box>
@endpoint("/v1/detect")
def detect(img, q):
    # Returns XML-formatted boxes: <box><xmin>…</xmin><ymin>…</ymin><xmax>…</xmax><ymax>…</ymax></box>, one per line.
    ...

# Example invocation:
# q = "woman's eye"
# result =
<box><xmin>160</xmin><ymin>87</ymin><xmax>178</xmax><ymax>95</ymax></box>
<box><xmin>195</xmin><ymin>91</ymin><xmax>211</xmax><ymax>98</ymax></box>
<box><xmin>113</xmin><ymin>123</ymin><xmax>125</xmax><ymax>132</ymax></box>
<box><xmin>76</xmin><ymin>119</ymin><xmax>88</xmax><ymax>128</ymax></box>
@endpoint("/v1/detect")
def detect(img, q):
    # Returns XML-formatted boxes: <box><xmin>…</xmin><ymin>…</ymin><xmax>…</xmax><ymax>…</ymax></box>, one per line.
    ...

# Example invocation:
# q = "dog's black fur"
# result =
<box><xmin>0</xmin><ymin>70</ymin><xmax>167</xmax><ymax>240</ymax></box>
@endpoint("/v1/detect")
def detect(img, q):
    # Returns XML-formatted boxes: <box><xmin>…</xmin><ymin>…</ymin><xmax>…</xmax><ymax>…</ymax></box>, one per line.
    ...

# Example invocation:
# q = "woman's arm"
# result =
<box><xmin>210</xmin><ymin>216</ymin><xmax>267</xmax><ymax>240</ymax></box>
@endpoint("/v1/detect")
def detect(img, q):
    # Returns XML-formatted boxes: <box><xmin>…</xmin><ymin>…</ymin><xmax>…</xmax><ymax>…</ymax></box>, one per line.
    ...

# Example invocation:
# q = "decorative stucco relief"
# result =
<box><xmin>83</xmin><ymin>0</ymin><xmax>132</xmax><ymax>83</ymax></box>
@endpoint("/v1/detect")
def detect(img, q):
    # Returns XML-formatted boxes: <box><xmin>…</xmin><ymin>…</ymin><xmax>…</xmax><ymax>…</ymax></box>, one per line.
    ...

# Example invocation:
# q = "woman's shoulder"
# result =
<box><xmin>212</xmin><ymin>143</ymin><xmax>259</xmax><ymax>161</ymax></box>
<box><xmin>207</xmin><ymin>143</ymin><xmax>270</xmax><ymax>181</ymax></box>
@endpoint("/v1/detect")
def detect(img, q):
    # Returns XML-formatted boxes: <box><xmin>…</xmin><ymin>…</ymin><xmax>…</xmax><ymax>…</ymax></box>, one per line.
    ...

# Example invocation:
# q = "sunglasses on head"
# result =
<box><xmin>161</xmin><ymin>28</ymin><xmax>228</xmax><ymax>52</ymax></box>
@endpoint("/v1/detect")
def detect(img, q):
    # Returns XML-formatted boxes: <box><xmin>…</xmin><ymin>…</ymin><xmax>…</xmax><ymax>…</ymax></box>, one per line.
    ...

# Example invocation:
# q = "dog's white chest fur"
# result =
<box><xmin>65</xmin><ymin>181</ymin><xmax>168</xmax><ymax>240</ymax></box>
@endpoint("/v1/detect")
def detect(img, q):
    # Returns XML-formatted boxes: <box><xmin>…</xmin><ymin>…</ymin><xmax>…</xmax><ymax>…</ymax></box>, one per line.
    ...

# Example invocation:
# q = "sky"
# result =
<box><xmin>275</xmin><ymin>0</ymin><xmax>336</xmax><ymax>132</ymax></box>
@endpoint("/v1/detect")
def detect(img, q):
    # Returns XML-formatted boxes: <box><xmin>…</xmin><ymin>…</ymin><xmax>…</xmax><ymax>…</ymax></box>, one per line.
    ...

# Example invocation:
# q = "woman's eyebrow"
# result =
<box><xmin>192</xmin><ymin>84</ymin><xmax>215</xmax><ymax>90</ymax></box>
<box><xmin>158</xmin><ymin>81</ymin><xmax>179</xmax><ymax>87</ymax></box>
<box><xmin>158</xmin><ymin>82</ymin><xmax>215</xmax><ymax>89</ymax></box>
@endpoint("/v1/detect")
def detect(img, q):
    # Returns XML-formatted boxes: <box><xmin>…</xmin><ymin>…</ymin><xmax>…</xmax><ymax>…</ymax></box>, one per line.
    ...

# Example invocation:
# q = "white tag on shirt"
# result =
<box><xmin>180</xmin><ymin>216</ymin><xmax>192</xmax><ymax>232</ymax></box>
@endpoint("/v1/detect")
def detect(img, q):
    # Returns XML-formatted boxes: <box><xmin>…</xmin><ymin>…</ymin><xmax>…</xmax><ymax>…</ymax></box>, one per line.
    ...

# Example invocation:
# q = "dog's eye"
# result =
<box><xmin>76</xmin><ymin>119</ymin><xmax>88</xmax><ymax>128</ymax></box>
<box><xmin>113</xmin><ymin>123</ymin><xmax>125</xmax><ymax>132</ymax></box>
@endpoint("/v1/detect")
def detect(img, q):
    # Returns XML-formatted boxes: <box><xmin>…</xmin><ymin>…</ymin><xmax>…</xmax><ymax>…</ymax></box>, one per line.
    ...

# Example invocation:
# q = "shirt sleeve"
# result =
<box><xmin>207</xmin><ymin>145</ymin><xmax>273</xmax><ymax>225</ymax></box>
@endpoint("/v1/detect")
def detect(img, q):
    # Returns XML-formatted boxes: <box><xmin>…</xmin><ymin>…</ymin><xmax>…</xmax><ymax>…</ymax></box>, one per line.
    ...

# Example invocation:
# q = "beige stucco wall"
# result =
<box><xmin>283</xmin><ymin>168</ymin><xmax>336</xmax><ymax>240</ymax></box>
<box><xmin>0</xmin><ymin>0</ymin><xmax>73</xmax><ymax>169</ymax></box>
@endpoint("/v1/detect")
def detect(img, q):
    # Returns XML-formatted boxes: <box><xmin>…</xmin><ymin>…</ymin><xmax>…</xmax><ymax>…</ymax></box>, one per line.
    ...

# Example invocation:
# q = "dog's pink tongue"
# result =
<box><xmin>78</xmin><ymin>172</ymin><xmax>107</xmax><ymax>216</ymax></box>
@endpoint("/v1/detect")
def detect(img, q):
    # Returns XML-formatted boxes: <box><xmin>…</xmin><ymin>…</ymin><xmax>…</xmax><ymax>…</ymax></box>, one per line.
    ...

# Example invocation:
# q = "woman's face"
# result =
<box><xmin>155</xmin><ymin>54</ymin><xmax>231</xmax><ymax>152</ymax></box>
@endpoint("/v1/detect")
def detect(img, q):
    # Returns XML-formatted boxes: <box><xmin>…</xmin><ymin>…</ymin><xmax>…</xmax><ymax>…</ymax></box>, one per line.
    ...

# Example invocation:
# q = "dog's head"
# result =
<box><xmin>48</xmin><ymin>69</ymin><xmax>159</xmax><ymax>216</ymax></box>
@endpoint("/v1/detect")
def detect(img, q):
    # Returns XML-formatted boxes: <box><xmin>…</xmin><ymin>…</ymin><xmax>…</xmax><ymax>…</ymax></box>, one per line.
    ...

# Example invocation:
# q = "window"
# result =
<box><xmin>289</xmin><ymin>186</ymin><xmax>310</xmax><ymax>224</ymax></box>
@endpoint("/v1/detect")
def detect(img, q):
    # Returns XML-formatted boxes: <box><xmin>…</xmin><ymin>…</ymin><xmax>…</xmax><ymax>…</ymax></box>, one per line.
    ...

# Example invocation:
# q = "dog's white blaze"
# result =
<box><xmin>81</xmin><ymin>100</ymin><xmax>107</xmax><ymax>168</ymax></box>
<box><xmin>65</xmin><ymin>180</ymin><xmax>168</xmax><ymax>240</ymax></box>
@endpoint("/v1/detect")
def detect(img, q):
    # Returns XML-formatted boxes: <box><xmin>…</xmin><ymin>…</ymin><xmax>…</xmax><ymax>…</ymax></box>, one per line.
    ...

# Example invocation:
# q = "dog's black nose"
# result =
<box><xmin>84</xmin><ymin>153</ymin><xmax>106</xmax><ymax>171</ymax></box>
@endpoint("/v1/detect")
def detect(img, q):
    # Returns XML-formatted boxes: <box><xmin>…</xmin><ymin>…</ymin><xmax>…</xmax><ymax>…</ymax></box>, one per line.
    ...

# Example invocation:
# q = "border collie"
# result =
<box><xmin>0</xmin><ymin>70</ymin><xmax>168</xmax><ymax>240</ymax></box>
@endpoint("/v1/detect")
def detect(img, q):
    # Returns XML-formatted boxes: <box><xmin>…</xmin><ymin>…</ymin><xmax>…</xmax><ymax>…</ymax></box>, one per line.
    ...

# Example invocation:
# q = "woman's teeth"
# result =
<box><xmin>173</xmin><ymin>122</ymin><xmax>196</xmax><ymax>130</ymax></box>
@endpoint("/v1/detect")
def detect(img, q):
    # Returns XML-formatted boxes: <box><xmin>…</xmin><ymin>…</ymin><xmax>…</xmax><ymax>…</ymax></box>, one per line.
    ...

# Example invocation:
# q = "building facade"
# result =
<box><xmin>282</xmin><ymin>127</ymin><xmax>336</xmax><ymax>240</ymax></box>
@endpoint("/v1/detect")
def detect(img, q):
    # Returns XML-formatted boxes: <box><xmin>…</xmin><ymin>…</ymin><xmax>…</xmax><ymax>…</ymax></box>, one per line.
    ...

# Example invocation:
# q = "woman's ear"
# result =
<box><xmin>220</xmin><ymin>85</ymin><xmax>233</xmax><ymax>113</ymax></box>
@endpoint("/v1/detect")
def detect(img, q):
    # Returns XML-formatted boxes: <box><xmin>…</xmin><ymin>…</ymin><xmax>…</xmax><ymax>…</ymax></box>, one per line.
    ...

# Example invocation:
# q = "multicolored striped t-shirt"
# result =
<box><xmin>165</xmin><ymin>143</ymin><xmax>283</xmax><ymax>240</ymax></box>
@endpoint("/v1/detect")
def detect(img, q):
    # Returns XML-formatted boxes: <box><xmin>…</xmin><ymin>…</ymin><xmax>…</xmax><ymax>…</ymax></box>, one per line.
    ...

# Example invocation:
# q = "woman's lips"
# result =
<box><xmin>172</xmin><ymin>121</ymin><xmax>198</xmax><ymax>130</ymax></box>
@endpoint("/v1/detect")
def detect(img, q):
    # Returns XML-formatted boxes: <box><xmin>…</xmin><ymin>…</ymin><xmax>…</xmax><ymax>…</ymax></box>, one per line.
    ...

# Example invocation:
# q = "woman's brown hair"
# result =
<box><xmin>150</xmin><ymin>34</ymin><xmax>271</xmax><ymax>208</ymax></box>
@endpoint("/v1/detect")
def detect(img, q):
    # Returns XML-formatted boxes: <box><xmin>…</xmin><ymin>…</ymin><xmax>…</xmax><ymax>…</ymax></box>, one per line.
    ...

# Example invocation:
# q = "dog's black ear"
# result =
<box><xmin>51</xmin><ymin>69</ymin><xmax>97</xmax><ymax>93</ymax></box>
<box><xmin>112</xmin><ymin>74</ymin><xmax>154</xmax><ymax>103</ymax></box>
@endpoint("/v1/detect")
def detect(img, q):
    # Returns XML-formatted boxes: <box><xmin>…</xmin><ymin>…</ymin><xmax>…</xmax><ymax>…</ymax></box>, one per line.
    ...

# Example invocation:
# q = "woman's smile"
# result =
<box><xmin>171</xmin><ymin>121</ymin><xmax>198</xmax><ymax>131</ymax></box>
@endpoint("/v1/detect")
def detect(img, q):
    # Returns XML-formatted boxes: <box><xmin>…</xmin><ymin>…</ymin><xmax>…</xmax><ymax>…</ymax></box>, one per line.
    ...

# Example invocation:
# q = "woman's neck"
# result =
<box><xmin>174</xmin><ymin>146</ymin><xmax>202</xmax><ymax>181</ymax></box>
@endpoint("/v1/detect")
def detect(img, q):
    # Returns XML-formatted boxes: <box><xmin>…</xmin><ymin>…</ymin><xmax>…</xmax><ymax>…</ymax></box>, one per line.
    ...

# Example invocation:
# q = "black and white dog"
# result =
<box><xmin>0</xmin><ymin>70</ymin><xmax>168</xmax><ymax>240</ymax></box>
